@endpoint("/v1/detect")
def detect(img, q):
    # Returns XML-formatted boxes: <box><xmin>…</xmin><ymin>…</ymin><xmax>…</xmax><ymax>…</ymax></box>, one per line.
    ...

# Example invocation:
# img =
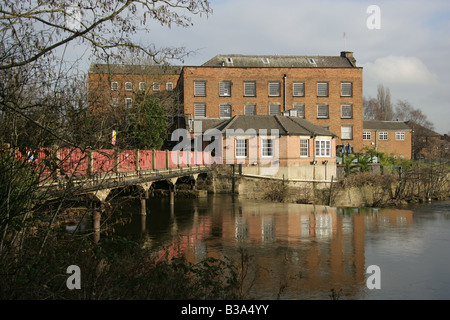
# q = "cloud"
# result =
<box><xmin>363</xmin><ymin>56</ymin><xmax>438</xmax><ymax>85</ymax></box>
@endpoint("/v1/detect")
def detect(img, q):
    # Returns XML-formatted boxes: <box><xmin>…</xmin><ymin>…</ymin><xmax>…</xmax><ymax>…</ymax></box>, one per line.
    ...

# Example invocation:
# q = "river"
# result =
<box><xmin>110</xmin><ymin>194</ymin><xmax>450</xmax><ymax>300</ymax></box>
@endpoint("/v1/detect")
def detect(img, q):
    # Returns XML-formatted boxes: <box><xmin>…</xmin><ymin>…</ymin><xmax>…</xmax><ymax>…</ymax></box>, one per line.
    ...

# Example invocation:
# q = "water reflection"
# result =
<box><xmin>112</xmin><ymin>195</ymin><xmax>432</xmax><ymax>299</ymax></box>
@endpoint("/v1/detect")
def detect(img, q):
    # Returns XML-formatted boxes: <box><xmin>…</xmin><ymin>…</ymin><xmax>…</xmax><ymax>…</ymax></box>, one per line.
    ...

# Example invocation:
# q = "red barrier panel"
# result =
<box><xmin>119</xmin><ymin>150</ymin><xmax>135</xmax><ymax>173</ymax></box>
<box><xmin>154</xmin><ymin>151</ymin><xmax>166</xmax><ymax>170</ymax></box>
<box><xmin>59</xmin><ymin>148</ymin><xmax>88</xmax><ymax>177</ymax></box>
<box><xmin>93</xmin><ymin>149</ymin><xmax>115</xmax><ymax>174</ymax></box>
<box><xmin>179</xmin><ymin>151</ymin><xmax>189</xmax><ymax>167</ymax></box>
<box><xmin>168</xmin><ymin>151</ymin><xmax>178</xmax><ymax>168</ymax></box>
<box><xmin>139</xmin><ymin>150</ymin><xmax>153</xmax><ymax>171</ymax></box>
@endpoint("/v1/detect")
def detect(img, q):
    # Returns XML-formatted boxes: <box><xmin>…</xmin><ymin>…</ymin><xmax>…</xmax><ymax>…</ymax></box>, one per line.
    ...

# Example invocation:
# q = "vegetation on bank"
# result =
<box><xmin>261</xmin><ymin>152</ymin><xmax>449</xmax><ymax>207</ymax></box>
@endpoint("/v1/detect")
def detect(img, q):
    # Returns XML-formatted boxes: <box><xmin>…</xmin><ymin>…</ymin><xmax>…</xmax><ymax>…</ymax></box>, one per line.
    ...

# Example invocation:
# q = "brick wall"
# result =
<box><xmin>181</xmin><ymin>66</ymin><xmax>363</xmax><ymax>152</ymax></box>
<box><xmin>362</xmin><ymin>129</ymin><xmax>412</xmax><ymax>159</ymax></box>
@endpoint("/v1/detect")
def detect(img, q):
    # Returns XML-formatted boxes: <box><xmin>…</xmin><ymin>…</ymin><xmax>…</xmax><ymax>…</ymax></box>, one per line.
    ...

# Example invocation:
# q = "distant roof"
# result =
<box><xmin>89</xmin><ymin>63</ymin><xmax>182</xmax><ymax>75</ymax></box>
<box><xmin>405</xmin><ymin>121</ymin><xmax>441</xmax><ymax>136</ymax></box>
<box><xmin>364</xmin><ymin>121</ymin><xmax>412</xmax><ymax>131</ymax></box>
<box><xmin>201</xmin><ymin>53</ymin><xmax>357</xmax><ymax>68</ymax></box>
<box><xmin>200</xmin><ymin>115</ymin><xmax>336</xmax><ymax>136</ymax></box>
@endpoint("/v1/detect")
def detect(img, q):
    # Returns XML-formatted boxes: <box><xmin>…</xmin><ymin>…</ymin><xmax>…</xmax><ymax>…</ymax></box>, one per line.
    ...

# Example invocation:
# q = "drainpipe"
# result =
<box><xmin>283</xmin><ymin>74</ymin><xmax>287</xmax><ymax>112</ymax></box>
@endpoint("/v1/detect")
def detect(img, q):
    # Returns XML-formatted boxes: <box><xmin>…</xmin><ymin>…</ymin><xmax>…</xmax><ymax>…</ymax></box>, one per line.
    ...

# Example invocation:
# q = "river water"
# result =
<box><xmin>111</xmin><ymin>195</ymin><xmax>450</xmax><ymax>300</ymax></box>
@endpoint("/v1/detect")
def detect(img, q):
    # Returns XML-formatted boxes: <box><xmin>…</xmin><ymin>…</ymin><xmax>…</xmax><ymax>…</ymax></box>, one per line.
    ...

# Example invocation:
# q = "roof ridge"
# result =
<box><xmin>274</xmin><ymin>115</ymin><xmax>290</xmax><ymax>134</ymax></box>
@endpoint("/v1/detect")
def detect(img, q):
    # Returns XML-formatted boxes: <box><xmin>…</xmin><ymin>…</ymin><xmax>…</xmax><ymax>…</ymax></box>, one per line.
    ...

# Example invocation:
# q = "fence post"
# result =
<box><xmin>135</xmin><ymin>149</ymin><xmax>140</xmax><ymax>174</ymax></box>
<box><xmin>152</xmin><ymin>150</ymin><xmax>156</xmax><ymax>171</ymax></box>
<box><xmin>87</xmin><ymin>149</ymin><xmax>94</xmax><ymax>177</ymax></box>
<box><xmin>114</xmin><ymin>148</ymin><xmax>120</xmax><ymax>175</ymax></box>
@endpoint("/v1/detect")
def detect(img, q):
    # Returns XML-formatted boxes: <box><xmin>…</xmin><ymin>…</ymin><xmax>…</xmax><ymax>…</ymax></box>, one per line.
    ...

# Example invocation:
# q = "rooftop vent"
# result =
<box><xmin>308</xmin><ymin>58</ymin><xmax>317</xmax><ymax>65</ymax></box>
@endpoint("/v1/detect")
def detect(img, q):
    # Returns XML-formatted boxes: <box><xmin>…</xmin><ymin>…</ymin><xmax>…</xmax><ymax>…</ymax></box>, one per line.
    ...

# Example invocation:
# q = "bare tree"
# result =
<box><xmin>363</xmin><ymin>84</ymin><xmax>394</xmax><ymax>121</ymax></box>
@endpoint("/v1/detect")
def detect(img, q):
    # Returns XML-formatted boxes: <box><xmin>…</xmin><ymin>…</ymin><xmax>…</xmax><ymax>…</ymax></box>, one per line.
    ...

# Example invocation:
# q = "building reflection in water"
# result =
<box><xmin>139</xmin><ymin>196</ymin><xmax>413</xmax><ymax>299</ymax></box>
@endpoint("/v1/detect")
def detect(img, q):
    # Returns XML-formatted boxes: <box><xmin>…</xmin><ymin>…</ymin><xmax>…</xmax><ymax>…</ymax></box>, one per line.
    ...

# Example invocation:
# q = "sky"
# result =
<box><xmin>74</xmin><ymin>0</ymin><xmax>450</xmax><ymax>134</ymax></box>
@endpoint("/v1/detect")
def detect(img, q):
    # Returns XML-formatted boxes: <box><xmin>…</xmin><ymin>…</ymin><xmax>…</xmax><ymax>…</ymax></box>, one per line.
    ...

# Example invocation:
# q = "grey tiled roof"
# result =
<box><xmin>363</xmin><ymin>121</ymin><xmax>412</xmax><ymax>131</ymax></box>
<box><xmin>89</xmin><ymin>63</ymin><xmax>182</xmax><ymax>75</ymax></box>
<box><xmin>201</xmin><ymin>54</ymin><xmax>357</xmax><ymax>68</ymax></box>
<box><xmin>201</xmin><ymin>115</ymin><xmax>336</xmax><ymax>136</ymax></box>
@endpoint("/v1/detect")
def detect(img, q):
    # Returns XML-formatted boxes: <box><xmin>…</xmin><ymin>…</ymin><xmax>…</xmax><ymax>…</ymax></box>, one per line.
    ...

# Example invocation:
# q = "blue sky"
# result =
<box><xmin>73</xmin><ymin>0</ymin><xmax>450</xmax><ymax>134</ymax></box>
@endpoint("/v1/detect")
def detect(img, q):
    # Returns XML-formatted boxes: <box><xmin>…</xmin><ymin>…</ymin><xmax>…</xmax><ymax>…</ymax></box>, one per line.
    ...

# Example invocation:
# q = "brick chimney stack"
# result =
<box><xmin>341</xmin><ymin>51</ymin><xmax>356</xmax><ymax>67</ymax></box>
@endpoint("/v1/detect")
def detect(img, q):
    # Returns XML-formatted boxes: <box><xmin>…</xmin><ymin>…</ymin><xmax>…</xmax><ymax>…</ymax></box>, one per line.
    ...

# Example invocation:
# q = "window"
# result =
<box><xmin>235</xmin><ymin>139</ymin><xmax>248</xmax><ymax>158</ymax></box>
<box><xmin>317</xmin><ymin>104</ymin><xmax>329</xmax><ymax>118</ymax></box>
<box><xmin>194</xmin><ymin>81</ymin><xmax>206</xmax><ymax>97</ymax></box>
<box><xmin>341</xmin><ymin>82</ymin><xmax>352</xmax><ymax>96</ymax></box>
<box><xmin>244</xmin><ymin>81</ymin><xmax>256</xmax><ymax>97</ymax></box>
<box><xmin>341</xmin><ymin>126</ymin><xmax>353</xmax><ymax>140</ymax></box>
<box><xmin>125</xmin><ymin>98</ymin><xmax>132</xmax><ymax>109</ymax></box>
<box><xmin>139</xmin><ymin>82</ymin><xmax>146</xmax><ymax>91</ymax></box>
<box><xmin>317</xmin><ymin>82</ymin><xmax>328</xmax><ymax>97</ymax></box>
<box><xmin>194</xmin><ymin>104</ymin><xmax>206</xmax><ymax>118</ymax></box>
<box><xmin>153</xmin><ymin>82</ymin><xmax>160</xmax><ymax>91</ymax></box>
<box><xmin>293</xmin><ymin>82</ymin><xmax>305</xmax><ymax>97</ymax></box>
<box><xmin>125</xmin><ymin>82</ymin><xmax>133</xmax><ymax>91</ymax></box>
<box><xmin>315</xmin><ymin>140</ymin><xmax>331</xmax><ymax>157</ymax></box>
<box><xmin>269</xmin><ymin>104</ymin><xmax>280</xmax><ymax>115</ymax></box>
<box><xmin>220</xmin><ymin>104</ymin><xmax>231</xmax><ymax>118</ymax></box>
<box><xmin>293</xmin><ymin>104</ymin><xmax>305</xmax><ymax>118</ymax></box>
<box><xmin>245</xmin><ymin>104</ymin><xmax>256</xmax><ymax>115</ymax></box>
<box><xmin>300</xmin><ymin>139</ymin><xmax>309</xmax><ymax>157</ymax></box>
<box><xmin>363</xmin><ymin>131</ymin><xmax>372</xmax><ymax>140</ymax></box>
<box><xmin>396</xmin><ymin>132</ymin><xmax>405</xmax><ymax>140</ymax></box>
<box><xmin>262</xmin><ymin>57</ymin><xmax>270</xmax><ymax>65</ymax></box>
<box><xmin>268</xmin><ymin>82</ymin><xmax>280</xmax><ymax>96</ymax></box>
<box><xmin>261</xmin><ymin>138</ymin><xmax>274</xmax><ymax>157</ymax></box>
<box><xmin>111</xmin><ymin>82</ymin><xmax>118</xmax><ymax>91</ymax></box>
<box><xmin>379</xmin><ymin>132</ymin><xmax>388</xmax><ymax>140</ymax></box>
<box><xmin>111</xmin><ymin>98</ymin><xmax>118</xmax><ymax>107</ymax></box>
<box><xmin>341</xmin><ymin>104</ymin><xmax>353</xmax><ymax>119</ymax></box>
<box><xmin>219</xmin><ymin>81</ymin><xmax>231</xmax><ymax>96</ymax></box>
<box><xmin>166</xmin><ymin>82</ymin><xmax>173</xmax><ymax>91</ymax></box>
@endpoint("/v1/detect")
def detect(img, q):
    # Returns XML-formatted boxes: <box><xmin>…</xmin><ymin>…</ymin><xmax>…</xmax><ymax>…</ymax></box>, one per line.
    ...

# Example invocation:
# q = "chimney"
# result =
<box><xmin>341</xmin><ymin>51</ymin><xmax>356</xmax><ymax>67</ymax></box>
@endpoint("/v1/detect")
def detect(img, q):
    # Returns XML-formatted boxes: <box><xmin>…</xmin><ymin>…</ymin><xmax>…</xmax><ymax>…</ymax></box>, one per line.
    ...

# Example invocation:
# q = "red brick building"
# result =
<box><xmin>362</xmin><ymin>120</ymin><xmax>412</xmax><ymax>159</ymax></box>
<box><xmin>181</xmin><ymin>52</ymin><xmax>363</xmax><ymax>152</ymax></box>
<box><xmin>88</xmin><ymin>51</ymin><xmax>363</xmax><ymax>152</ymax></box>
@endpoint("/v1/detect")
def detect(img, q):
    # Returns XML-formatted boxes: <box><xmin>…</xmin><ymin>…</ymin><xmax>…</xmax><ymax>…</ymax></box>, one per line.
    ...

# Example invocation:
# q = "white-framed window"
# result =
<box><xmin>220</xmin><ymin>104</ymin><xmax>231</xmax><ymax>118</ymax></box>
<box><xmin>261</xmin><ymin>138</ymin><xmax>274</xmax><ymax>157</ymax></box>
<box><xmin>194</xmin><ymin>103</ymin><xmax>206</xmax><ymax>118</ymax></box>
<box><xmin>300</xmin><ymin>139</ymin><xmax>309</xmax><ymax>157</ymax></box>
<box><xmin>125</xmin><ymin>82</ymin><xmax>133</xmax><ymax>91</ymax></box>
<box><xmin>111</xmin><ymin>98</ymin><xmax>118</xmax><ymax>107</ymax></box>
<box><xmin>341</xmin><ymin>104</ymin><xmax>353</xmax><ymax>119</ymax></box>
<box><xmin>317</xmin><ymin>104</ymin><xmax>329</xmax><ymax>118</ymax></box>
<box><xmin>125</xmin><ymin>98</ymin><xmax>132</xmax><ymax>109</ymax></box>
<box><xmin>293</xmin><ymin>104</ymin><xmax>305</xmax><ymax>118</ymax></box>
<box><xmin>269</xmin><ymin>104</ymin><xmax>280</xmax><ymax>115</ymax></box>
<box><xmin>379</xmin><ymin>132</ymin><xmax>388</xmax><ymax>140</ymax></box>
<box><xmin>194</xmin><ymin>81</ymin><xmax>206</xmax><ymax>97</ymax></box>
<box><xmin>244</xmin><ymin>81</ymin><xmax>256</xmax><ymax>97</ymax></box>
<box><xmin>341</xmin><ymin>126</ymin><xmax>353</xmax><ymax>140</ymax></box>
<box><xmin>153</xmin><ymin>82</ymin><xmax>160</xmax><ymax>91</ymax></box>
<box><xmin>219</xmin><ymin>81</ymin><xmax>231</xmax><ymax>97</ymax></box>
<box><xmin>341</xmin><ymin>82</ymin><xmax>352</xmax><ymax>96</ymax></box>
<box><xmin>317</xmin><ymin>82</ymin><xmax>328</xmax><ymax>97</ymax></box>
<box><xmin>396</xmin><ymin>132</ymin><xmax>405</xmax><ymax>140</ymax></box>
<box><xmin>111</xmin><ymin>82</ymin><xmax>118</xmax><ymax>91</ymax></box>
<box><xmin>235</xmin><ymin>139</ymin><xmax>248</xmax><ymax>158</ymax></box>
<box><xmin>293</xmin><ymin>82</ymin><xmax>305</xmax><ymax>97</ymax></box>
<box><xmin>363</xmin><ymin>131</ymin><xmax>372</xmax><ymax>140</ymax></box>
<box><xmin>139</xmin><ymin>82</ymin><xmax>146</xmax><ymax>91</ymax></box>
<box><xmin>315</xmin><ymin>140</ymin><xmax>331</xmax><ymax>157</ymax></box>
<box><xmin>244</xmin><ymin>104</ymin><xmax>256</xmax><ymax>115</ymax></box>
<box><xmin>268</xmin><ymin>82</ymin><xmax>280</xmax><ymax>96</ymax></box>
<box><xmin>166</xmin><ymin>82</ymin><xmax>173</xmax><ymax>91</ymax></box>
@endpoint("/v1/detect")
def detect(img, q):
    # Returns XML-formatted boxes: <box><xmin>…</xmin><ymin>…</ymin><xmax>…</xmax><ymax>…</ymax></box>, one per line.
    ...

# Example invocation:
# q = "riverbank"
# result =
<box><xmin>198</xmin><ymin>166</ymin><xmax>450</xmax><ymax>208</ymax></box>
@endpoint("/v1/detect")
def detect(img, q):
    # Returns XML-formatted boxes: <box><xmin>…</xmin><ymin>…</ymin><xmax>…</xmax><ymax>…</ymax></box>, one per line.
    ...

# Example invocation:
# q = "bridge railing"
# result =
<box><xmin>8</xmin><ymin>147</ymin><xmax>222</xmax><ymax>181</ymax></box>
